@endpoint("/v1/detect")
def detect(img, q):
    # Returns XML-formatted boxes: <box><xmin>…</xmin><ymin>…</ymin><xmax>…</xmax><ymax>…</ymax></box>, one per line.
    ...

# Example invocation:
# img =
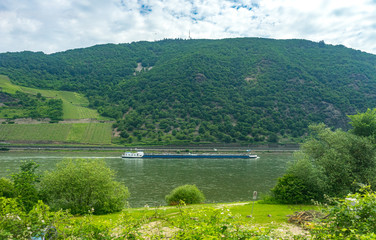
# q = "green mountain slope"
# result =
<box><xmin>0</xmin><ymin>75</ymin><xmax>104</xmax><ymax>120</ymax></box>
<box><xmin>1</xmin><ymin>38</ymin><xmax>376</xmax><ymax>144</ymax></box>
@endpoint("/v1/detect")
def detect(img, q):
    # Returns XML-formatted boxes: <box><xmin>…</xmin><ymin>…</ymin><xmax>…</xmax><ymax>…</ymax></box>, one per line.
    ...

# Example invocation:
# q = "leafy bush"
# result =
<box><xmin>165</xmin><ymin>184</ymin><xmax>205</xmax><ymax>205</ymax></box>
<box><xmin>40</xmin><ymin>158</ymin><xmax>129</xmax><ymax>215</ymax></box>
<box><xmin>310</xmin><ymin>186</ymin><xmax>376</xmax><ymax>239</ymax></box>
<box><xmin>0</xmin><ymin>197</ymin><xmax>69</xmax><ymax>239</ymax></box>
<box><xmin>0</xmin><ymin>177</ymin><xmax>15</xmax><ymax>198</ymax></box>
<box><xmin>272</xmin><ymin>121</ymin><xmax>376</xmax><ymax>204</ymax></box>
<box><xmin>271</xmin><ymin>174</ymin><xmax>316</xmax><ymax>204</ymax></box>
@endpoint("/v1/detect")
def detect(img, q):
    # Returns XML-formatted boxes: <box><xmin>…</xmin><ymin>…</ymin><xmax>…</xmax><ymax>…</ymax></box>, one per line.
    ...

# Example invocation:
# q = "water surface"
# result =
<box><xmin>0</xmin><ymin>151</ymin><xmax>294</xmax><ymax>207</ymax></box>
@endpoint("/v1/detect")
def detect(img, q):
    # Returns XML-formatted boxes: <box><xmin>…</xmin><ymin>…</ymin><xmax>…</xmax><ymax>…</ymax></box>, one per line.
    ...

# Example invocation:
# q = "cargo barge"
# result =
<box><xmin>122</xmin><ymin>151</ymin><xmax>259</xmax><ymax>159</ymax></box>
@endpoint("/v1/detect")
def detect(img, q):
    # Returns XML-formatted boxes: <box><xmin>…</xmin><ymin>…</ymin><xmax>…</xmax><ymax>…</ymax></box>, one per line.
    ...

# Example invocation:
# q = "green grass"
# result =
<box><xmin>90</xmin><ymin>202</ymin><xmax>317</xmax><ymax>225</ymax></box>
<box><xmin>66</xmin><ymin>123</ymin><xmax>113</xmax><ymax>144</ymax></box>
<box><xmin>0</xmin><ymin>124</ymin><xmax>71</xmax><ymax>142</ymax></box>
<box><xmin>0</xmin><ymin>75</ymin><xmax>107</xmax><ymax>120</ymax></box>
<box><xmin>0</xmin><ymin>75</ymin><xmax>23</xmax><ymax>94</ymax></box>
<box><xmin>61</xmin><ymin>101</ymin><xmax>100</xmax><ymax>119</ymax></box>
<box><xmin>0</xmin><ymin>123</ymin><xmax>113</xmax><ymax>145</ymax></box>
<box><xmin>22</xmin><ymin>87</ymin><xmax>103</xmax><ymax>120</ymax></box>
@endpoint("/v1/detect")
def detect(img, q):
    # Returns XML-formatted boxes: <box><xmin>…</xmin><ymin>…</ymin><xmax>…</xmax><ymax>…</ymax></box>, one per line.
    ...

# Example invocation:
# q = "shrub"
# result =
<box><xmin>40</xmin><ymin>158</ymin><xmax>129</xmax><ymax>215</ymax></box>
<box><xmin>0</xmin><ymin>177</ymin><xmax>15</xmax><ymax>198</ymax></box>
<box><xmin>165</xmin><ymin>184</ymin><xmax>205</xmax><ymax>205</ymax></box>
<box><xmin>0</xmin><ymin>197</ymin><xmax>69</xmax><ymax>240</ymax></box>
<box><xmin>310</xmin><ymin>186</ymin><xmax>376</xmax><ymax>239</ymax></box>
<box><xmin>271</xmin><ymin>174</ymin><xmax>315</xmax><ymax>204</ymax></box>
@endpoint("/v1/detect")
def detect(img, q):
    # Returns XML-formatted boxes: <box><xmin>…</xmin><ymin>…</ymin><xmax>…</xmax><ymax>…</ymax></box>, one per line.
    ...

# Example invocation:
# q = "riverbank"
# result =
<box><xmin>0</xmin><ymin>143</ymin><xmax>300</xmax><ymax>153</ymax></box>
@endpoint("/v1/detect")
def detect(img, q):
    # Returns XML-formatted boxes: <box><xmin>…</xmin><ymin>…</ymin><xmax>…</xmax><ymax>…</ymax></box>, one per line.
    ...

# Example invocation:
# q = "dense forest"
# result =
<box><xmin>1</xmin><ymin>38</ymin><xmax>376</xmax><ymax>144</ymax></box>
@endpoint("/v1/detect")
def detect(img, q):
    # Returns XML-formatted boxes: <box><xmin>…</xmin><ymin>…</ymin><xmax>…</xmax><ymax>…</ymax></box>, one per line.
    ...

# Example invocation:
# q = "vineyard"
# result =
<box><xmin>0</xmin><ymin>122</ymin><xmax>113</xmax><ymax>145</ymax></box>
<box><xmin>22</xmin><ymin>86</ymin><xmax>103</xmax><ymax>120</ymax></box>
<box><xmin>0</xmin><ymin>75</ymin><xmax>105</xmax><ymax>120</ymax></box>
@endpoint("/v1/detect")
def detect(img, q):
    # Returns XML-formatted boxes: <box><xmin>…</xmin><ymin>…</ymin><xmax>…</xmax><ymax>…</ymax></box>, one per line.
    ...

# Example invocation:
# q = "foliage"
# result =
<box><xmin>40</xmin><ymin>158</ymin><xmax>129</xmax><ymax>215</ymax></box>
<box><xmin>11</xmin><ymin>161</ymin><xmax>40</xmax><ymax>212</ymax></box>
<box><xmin>0</xmin><ymin>197</ymin><xmax>70</xmax><ymax>240</ymax></box>
<box><xmin>271</xmin><ymin>174</ymin><xmax>316</xmax><ymax>204</ymax></box>
<box><xmin>310</xmin><ymin>186</ymin><xmax>376</xmax><ymax>239</ymax></box>
<box><xmin>302</xmin><ymin>123</ymin><xmax>376</xmax><ymax>196</ymax></box>
<box><xmin>0</xmin><ymin>177</ymin><xmax>15</xmax><ymax>198</ymax></box>
<box><xmin>348</xmin><ymin>108</ymin><xmax>376</xmax><ymax>140</ymax></box>
<box><xmin>165</xmin><ymin>184</ymin><xmax>205</xmax><ymax>205</ymax></box>
<box><xmin>272</xmin><ymin>115</ymin><xmax>376</xmax><ymax>203</ymax></box>
<box><xmin>1</xmin><ymin>190</ymin><xmax>317</xmax><ymax>239</ymax></box>
<box><xmin>0</xmin><ymin>88</ymin><xmax>63</xmax><ymax>120</ymax></box>
<box><xmin>2</xmin><ymin>38</ymin><xmax>376</xmax><ymax>144</ymax></box>
<box><xmin>0</xmin><ymin>75</ymin><xmax>104</xmax><ymax>120</ymax></box>
<box><xmin>169</xmin><ymin>204</ymin><xmax>273</xmax><ymax>239</ymax></box>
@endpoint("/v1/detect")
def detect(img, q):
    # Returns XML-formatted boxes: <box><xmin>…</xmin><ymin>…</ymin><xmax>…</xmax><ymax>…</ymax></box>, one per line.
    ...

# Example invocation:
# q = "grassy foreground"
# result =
<box><xmin>95</xmin><ymin>201</ymin><xmax>316</xmax><ymax>224</ymax></box>
<box><xmin>72</xmin><ymin>202</ymin><xmax>317</xmax><ymax>239</ymax></box>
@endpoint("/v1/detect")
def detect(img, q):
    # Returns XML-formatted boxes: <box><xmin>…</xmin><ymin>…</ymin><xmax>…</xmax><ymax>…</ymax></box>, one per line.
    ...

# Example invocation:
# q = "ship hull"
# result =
<box><xmin>122</xmin><ymin>154</ymin><xmax>258</xmax><ymax>159</ymax></box>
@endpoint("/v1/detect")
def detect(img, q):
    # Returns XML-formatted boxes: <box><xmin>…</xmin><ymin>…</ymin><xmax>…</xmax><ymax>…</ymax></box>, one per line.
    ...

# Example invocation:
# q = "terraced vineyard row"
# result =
<box><xmin>0</xmin><ymin>123</ymin><xmax>113</xmax><ymax>145</ymax></box>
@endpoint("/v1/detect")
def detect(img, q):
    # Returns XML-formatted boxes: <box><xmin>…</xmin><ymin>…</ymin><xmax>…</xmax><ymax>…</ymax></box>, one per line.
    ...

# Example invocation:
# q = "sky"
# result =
<box><xmin>0</xmin><ymin>0</ymin><xmax>376</xmax><ymax>54</ymax></box>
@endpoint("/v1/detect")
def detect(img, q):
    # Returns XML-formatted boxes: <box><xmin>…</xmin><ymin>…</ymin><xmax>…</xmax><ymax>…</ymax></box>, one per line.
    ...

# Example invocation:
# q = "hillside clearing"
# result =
<box><xmin>0</xmin><ymin>75</ymin><xmax>107</xmax><ymax>120</ymax></box>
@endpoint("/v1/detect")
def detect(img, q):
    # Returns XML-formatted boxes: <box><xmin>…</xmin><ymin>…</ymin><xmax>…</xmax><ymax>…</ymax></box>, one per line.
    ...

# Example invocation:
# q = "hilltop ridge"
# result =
<box><xmin>1</xmin><ymin>38</ymin><xmax>376</xmax><ymax>145</ymax></box>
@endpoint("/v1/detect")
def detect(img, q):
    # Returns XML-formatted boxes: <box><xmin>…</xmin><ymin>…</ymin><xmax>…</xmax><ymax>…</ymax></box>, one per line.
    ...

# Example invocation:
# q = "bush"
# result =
<box><xmin>310</xmin><ymin>186</ymin><xmax>376</xmax><ymax>239</ymax></box>
<box><xmin>0</xmin><ymin>197</ymin><xmax>69</xmax><ymax>240</ymax></box>
<box><xmin>0</xmin><ymin>177</ymin><xmax>15</xmax><ymax>198</ymax></box>
<box><xmin>273</xmin><ymin>122</ymin><xmax>376</xmax><ymax>204</ymax></box>
<box><xmin>165</xmin><ymin>184</ymin><xmax>205</xmax><ymax>205</ymax></box>
<box><xmin>271</xmin><ymin>174</ymin><xmax>315</xmax><ymax>204</ymax></box>
<box><xmin>40</xmin><ymin>158</ymin><xmax>129</xmax><ymax>215</ymax></box>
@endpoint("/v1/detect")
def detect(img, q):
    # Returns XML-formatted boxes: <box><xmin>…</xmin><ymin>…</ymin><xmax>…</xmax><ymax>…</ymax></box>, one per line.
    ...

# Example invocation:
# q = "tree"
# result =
<box><xmin>11</xmin><ymin>161</ymin><xmax>40</xmax><ymax>212</ymax></box>
<box><xmin>348</xmin><ymin>108</ymin><xmax>376</xmax><ymax>139</ymax></box>
<box><xmin>272</xmin><ymin>120</ymin><xmax>376</xmax><ymax>203</ymax></box>
<box><xmin>40</xmin><ymin>158</ymin><xmax>129</xmax><ymax>215</ymax></box>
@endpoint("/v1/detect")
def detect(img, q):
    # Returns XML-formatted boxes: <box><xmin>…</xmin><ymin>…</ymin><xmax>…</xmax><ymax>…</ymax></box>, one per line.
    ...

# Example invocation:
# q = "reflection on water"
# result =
<box><xmin>0</xmin><ymin>151</ymin><xmax>293</xmax><ymax>207</ymax></box>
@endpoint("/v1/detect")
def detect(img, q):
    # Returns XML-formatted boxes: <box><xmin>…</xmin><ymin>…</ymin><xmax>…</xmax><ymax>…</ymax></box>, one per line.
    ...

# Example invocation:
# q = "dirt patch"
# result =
<box><xmin>288</xmin><ymin>210</ymin><xmax>326</xmax><ymax>225</ymax></box>
<box><xmin>272</xmin><ymin>223</ymin><xmax>310</xmax><ymax>239</ymax></box>
<box><xmin>113</xmin><ymin>127</ymin><xmax>121</xmax><ymax>137</ymax></box>
<box><xmin>134</xmin><ymin>63</ymin><xmax>153</xmax><ymax>75</ymax></box>
<box><xmin>59</xmin><ymin>119</ymin><xmax>113</xmax><ymax>124</ymax></box>
<box><xmin>140</xmin><ymin>221</ymin><xmax>178</xmax><ymax>239</ymax></box>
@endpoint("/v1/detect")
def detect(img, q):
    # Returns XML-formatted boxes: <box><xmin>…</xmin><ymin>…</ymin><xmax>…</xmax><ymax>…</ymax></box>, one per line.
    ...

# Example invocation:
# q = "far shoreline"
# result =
<box><xmin>1</xmin><ymin>143</ymin><xmax>300</xmax><ymax>153</ymax></box>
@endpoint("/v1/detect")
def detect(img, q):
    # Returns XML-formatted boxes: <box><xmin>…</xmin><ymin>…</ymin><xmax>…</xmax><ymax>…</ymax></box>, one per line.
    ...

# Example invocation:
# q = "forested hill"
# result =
<box><xmin>1</xmin><ymin>38</ymin><xmax>376</xmax><ymax>144</ymax></box>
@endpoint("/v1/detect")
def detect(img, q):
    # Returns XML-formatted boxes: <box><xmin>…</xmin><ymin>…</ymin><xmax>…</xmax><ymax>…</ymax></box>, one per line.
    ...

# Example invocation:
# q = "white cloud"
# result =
<box><xmin>0</xmin><ymin>0</ymin><xmax>375</xmax><ymax>54</ymax></box>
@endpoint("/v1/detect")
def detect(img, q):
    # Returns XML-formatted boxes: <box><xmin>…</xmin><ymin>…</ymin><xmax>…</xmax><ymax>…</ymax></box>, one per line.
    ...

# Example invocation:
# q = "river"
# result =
<box><xmin>0</xmin><ymin>151</ymin><xmax>294</xmax><ymax>207</ymax></box>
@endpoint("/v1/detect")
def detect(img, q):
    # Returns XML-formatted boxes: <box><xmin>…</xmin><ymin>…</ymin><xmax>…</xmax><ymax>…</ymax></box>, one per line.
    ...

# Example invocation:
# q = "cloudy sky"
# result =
<box><xmin>0</xmin><ymin>0</ymin><xmax>375</xmax><ymax>54</ymax></box>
